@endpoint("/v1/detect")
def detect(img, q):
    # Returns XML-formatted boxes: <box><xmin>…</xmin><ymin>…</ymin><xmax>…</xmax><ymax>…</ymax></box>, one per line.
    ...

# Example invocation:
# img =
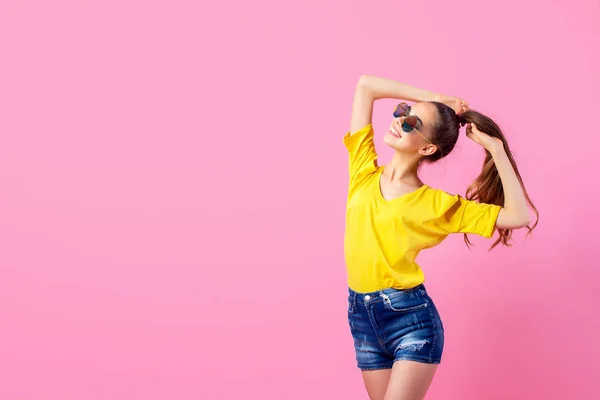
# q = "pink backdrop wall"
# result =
<box><xmin>1</xmin><ymin>0</ymin><xmax>599</xmax><ymax>399</ymax></box>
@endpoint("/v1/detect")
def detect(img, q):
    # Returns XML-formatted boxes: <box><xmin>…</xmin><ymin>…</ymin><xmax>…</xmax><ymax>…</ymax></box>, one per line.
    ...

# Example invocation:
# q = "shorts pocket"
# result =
<box><xmin>382</xmin><ymin>294</ymin><xmax>428</xmax><ymax>313</ymax></box>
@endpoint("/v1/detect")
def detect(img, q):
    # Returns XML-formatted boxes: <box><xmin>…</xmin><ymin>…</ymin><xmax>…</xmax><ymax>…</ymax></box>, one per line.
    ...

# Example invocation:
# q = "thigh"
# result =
<box><xmin>384</xmin><ymin>360</ymin><xmax>438</xmax><ymax>400</ymax></box>
<box><xmin>361</xmin><ymin>368</ymin><xmax>392</xmax><ymax>400</ymax></box>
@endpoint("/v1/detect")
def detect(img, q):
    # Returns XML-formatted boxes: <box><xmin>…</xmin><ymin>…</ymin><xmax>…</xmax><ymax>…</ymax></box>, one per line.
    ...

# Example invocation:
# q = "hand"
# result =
<box><xmin>433</xmin><ymin>93</ymin><xmax>469</xmax><ymax>115</ymax></box>
<box><xmin>466</xmin><ymin>122</ymin><xmax>503</xmax><ymax>153</ymax></box>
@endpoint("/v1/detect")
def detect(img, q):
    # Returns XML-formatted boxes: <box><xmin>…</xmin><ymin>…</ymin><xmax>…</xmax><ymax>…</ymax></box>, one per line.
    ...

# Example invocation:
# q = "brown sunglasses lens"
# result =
<box><xmin>403</xmin><ymin>115</ymin><xmax>418</xmax><ymax>130</ymax></box>
<box><xmin>393</xmin><ymin>103</ymin><xmax>409</xmax><ymax>118</ymax></box>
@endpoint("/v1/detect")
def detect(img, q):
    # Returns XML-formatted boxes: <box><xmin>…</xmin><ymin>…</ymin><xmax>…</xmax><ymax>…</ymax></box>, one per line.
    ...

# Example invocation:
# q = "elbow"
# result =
<box><xmin>517</xmin><ymin>213</ymin><xmax>531</xmax><ymax>228</ymax></box>
<box><xmin>497</xmin><ymin>208</ymin><xmax>531</xmax><ymax>230</ymax></box>
<box><xmin>357</xmin><ymin>74</ymin><xmax>371</xmax><ymax>90</ymax></box>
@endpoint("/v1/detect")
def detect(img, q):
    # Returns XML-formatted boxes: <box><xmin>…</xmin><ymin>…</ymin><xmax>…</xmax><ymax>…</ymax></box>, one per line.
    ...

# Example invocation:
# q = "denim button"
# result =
<box><xmin>364</xmin><ymin>295</ymin><xmax>371</xmax><ymax>302</ymax></box>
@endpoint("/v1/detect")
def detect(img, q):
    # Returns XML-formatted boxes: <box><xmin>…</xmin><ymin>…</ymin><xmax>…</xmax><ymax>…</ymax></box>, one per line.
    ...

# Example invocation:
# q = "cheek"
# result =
<box><xmin>383</xmin><ymin>131</ymin><xmax>424</xmax><ymax>150</ymax></box>
<box><xmin>402</xmin><ymin>132</ymin><xmax>424</xmax><ymax>147</ymax></box>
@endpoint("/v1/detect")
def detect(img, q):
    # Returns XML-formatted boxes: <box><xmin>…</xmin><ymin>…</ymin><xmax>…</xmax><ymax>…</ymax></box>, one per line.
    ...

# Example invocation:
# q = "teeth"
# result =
<box><xmin>391</xmin><ymin>127</ymin><xmax>400</xmax><ymax>136</ymax></box>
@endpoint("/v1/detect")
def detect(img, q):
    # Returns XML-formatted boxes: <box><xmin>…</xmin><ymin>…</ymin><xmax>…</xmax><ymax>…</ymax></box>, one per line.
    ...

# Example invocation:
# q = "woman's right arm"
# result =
<box><xmin>349</xmin><ymin>75</ymin><xmax>442</xmax><ymax>135</ymax></box>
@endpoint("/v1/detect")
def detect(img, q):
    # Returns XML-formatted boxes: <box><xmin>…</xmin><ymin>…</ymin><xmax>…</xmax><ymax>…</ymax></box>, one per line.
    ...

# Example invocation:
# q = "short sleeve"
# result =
<box><xmin>445</xmin><ymin>196</ymin><xmax>501</xmax><ymax>238</ymax></box>
<box><xmin>343</xmin><ymin>124</ymin><xmax>378</xmax><ymax>185</ymax></box>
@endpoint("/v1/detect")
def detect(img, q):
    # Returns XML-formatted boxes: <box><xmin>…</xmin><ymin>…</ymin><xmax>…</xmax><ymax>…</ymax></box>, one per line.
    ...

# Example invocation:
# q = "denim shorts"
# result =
<box><xmin>347</xmin><ymin>284</ymin><xmax>444</xmax><ymax>370</ymax></box>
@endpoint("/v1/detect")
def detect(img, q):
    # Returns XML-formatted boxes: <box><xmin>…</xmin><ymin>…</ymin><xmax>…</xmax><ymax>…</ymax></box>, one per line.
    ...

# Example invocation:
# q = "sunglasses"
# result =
<box><xmin>393</xmin><ymin>102</ymin><xmax>432</xmax><ymax>144</ymax></box>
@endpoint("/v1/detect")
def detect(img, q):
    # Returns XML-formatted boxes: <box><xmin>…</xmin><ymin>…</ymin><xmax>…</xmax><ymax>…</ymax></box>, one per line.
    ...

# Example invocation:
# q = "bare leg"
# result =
<box><xmin>361</xmin><ymin>368</ymin><xmax>393</xmax><ymax>400</ymax></box>
<box><xmin>383</xmin><ymin>360</ymin><xmax>438</xmax><ymax>400</ymax></box>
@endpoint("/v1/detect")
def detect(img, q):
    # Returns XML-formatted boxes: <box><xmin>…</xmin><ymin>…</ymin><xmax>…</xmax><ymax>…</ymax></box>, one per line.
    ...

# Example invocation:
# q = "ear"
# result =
<box><xmin>418</xmin><ymin>143</ymin><xmax>438</xmax><ymax>157</ymax></box>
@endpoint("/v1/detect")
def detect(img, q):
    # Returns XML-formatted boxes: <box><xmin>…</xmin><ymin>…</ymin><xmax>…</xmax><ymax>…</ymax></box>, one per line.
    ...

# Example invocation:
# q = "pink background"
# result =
<box><xmin>1</xmin><ymin>0</ymin><xmax>599</xmax><ymax>399</ymax></box>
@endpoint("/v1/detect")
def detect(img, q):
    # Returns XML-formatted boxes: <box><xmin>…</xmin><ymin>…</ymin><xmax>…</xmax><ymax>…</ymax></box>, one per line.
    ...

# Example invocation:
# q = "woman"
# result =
<box><xmin>344</xmin><ymin>75</ymin><xmax>538</xmax><ymax>400</ymax></box>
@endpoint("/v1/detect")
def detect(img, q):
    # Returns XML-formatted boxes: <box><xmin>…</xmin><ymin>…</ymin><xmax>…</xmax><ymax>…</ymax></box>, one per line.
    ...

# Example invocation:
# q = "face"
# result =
<box><xmin>383</xmin><ymin>102</ymin><xmax>439</xmax><ymax>156</ymax></box>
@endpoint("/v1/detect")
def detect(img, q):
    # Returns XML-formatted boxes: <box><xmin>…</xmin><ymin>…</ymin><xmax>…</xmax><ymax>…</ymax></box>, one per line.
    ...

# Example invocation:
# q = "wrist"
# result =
<box><xmin>488</xmin><ymin>143</ymin><xmax>505</xmax><ymax>158</ymax></box>
<box><xmin>432</xmin><ymin>93</ymin><xmax>446</xmax><ymax>103</ymax></box>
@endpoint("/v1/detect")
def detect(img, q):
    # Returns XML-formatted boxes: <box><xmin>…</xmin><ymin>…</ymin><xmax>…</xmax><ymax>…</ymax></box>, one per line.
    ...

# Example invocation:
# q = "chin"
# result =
<box><xmin>383</xmin><ymin>135</ymin><xmax>404</xmax><ymax>150</ymax></box>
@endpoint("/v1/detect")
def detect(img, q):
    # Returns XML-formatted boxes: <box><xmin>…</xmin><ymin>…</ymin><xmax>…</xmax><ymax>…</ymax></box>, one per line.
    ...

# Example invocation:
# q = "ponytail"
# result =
<box><xmin>459</xmin><ymin>110</ymin><xmax>539</xmax><ymax>249</ymax></box>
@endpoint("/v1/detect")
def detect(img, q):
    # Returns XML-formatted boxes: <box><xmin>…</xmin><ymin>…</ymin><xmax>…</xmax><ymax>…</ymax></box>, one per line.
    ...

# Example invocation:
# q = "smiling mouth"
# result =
<box><xmin>389</xmin><ymin>124</ymin><xmax>402</xmax><ymax>138</ymax></box>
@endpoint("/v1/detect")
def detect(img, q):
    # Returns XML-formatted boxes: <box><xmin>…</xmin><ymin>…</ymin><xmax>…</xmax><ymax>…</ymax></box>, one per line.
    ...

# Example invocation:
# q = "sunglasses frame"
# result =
<box><xmin>393</xmin><ymin>103</ymin><xmax>433</xmax><ymax>144</ymax></box>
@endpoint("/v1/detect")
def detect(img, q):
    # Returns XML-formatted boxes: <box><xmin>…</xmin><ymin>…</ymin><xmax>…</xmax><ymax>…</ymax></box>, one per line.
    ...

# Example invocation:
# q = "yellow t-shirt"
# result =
<box><xmin>343</xmin><ymin>123</ymin><xmax>501</xmax><ymax>293</ymax></box>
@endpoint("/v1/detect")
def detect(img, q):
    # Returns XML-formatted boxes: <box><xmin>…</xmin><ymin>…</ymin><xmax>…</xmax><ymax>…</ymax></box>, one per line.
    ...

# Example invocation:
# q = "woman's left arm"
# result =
<box><xmin>467</xmin><ymin>123</ymin><xmax>532</xmax><ymax>229</ymax></box>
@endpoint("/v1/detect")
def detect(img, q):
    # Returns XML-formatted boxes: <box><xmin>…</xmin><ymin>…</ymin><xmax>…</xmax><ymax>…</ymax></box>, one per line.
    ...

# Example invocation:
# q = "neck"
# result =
<box><xmin>383</xmin><ymin>152</ymin><xmax>422</xmax><ymax>184</ymax></box>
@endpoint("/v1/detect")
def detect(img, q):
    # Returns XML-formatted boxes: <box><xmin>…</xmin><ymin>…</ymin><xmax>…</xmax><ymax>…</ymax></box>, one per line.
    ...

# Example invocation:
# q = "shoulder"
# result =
<box><xmin>422</xmin><ymin>186</ymin><xmax>462</xmax><ymax>202</ymax></box>
<box><xmin>420</xmin><ymin>186</ymin><xmax>465</xmax><ymax>214</ymax></box>
<box><xmin>343</xmin><ymin>123</ymin><xmax>374</xmax><ymax>144</ymax></box>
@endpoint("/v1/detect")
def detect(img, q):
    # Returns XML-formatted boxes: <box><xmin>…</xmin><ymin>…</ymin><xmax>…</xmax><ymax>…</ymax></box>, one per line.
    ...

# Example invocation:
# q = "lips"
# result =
<box><xmin>389</xmin><ymin>124</ymin><xmax>402</xmax><ymax>138</ymax></box>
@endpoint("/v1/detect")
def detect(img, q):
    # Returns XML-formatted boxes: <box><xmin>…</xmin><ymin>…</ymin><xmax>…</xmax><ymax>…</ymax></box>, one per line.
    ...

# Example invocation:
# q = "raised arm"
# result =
<box><xmin>350</xmin><ymin>75</ymin><xmax>451</xmax><ymax>135</ymax></box>
<box><xmin>491</xmin><ymin>145</ymin><xmax>532</xmax><ymax>229</ymax></box>
<box><xmin>466</xmin><ymin>123</ymin><xmax>533</xmax><ymax>230</ymax></box>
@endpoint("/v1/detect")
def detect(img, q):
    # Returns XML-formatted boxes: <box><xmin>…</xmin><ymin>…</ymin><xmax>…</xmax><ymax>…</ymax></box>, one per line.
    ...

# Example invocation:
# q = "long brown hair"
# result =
<box><xmin>424</xmin><ymin>102</ymin><xmax>539</xmax><ymax>249</ymax></box>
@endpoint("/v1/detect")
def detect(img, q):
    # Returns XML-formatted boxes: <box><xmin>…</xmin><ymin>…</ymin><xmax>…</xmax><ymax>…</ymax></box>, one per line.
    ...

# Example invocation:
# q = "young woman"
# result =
<box><xmin>344</xmin><ymin>75</ymin><xmax>538</xmax><ymax>400</ymax></box>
